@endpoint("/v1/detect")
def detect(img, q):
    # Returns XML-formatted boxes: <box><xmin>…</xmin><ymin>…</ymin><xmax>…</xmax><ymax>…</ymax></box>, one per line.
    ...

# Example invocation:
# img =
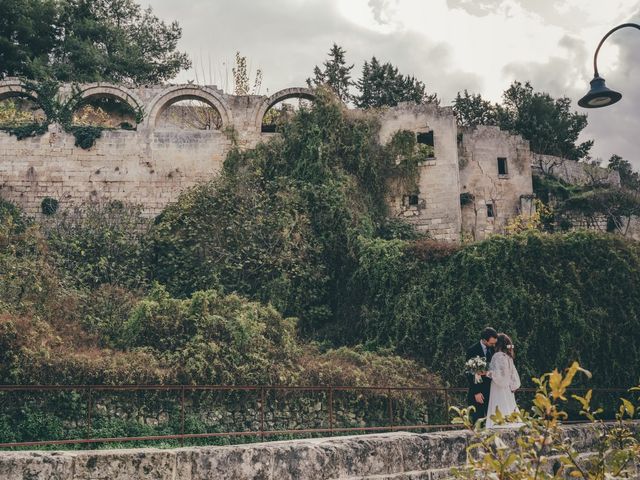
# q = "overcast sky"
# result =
<box><xmin>146</xmin><ymin>0</ymin><xmax>640</xmax><ymax>167</ymax></box>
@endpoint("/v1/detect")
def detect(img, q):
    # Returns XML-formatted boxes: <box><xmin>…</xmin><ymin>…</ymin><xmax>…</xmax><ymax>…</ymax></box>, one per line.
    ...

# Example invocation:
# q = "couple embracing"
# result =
<box><xmin>466</xmin><ymin>327</ymin><xmax>523</xmax><ymax>428</ymax></box>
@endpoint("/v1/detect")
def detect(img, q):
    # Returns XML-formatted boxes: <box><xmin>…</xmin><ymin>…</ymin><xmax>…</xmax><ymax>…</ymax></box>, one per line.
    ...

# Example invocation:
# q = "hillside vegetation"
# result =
<box><xmin>1</xmin><ymin>91</ymin><xmax>639</xmax><ymax>391</ymax></box>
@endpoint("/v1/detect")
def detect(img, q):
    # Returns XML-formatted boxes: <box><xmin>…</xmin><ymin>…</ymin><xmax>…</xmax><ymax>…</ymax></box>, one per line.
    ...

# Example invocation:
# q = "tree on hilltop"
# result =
<box><xmin>453</xmin><ymin>81</ymin><xmax>592</xmax><ymax>160</ymax></box>
<box><xmin>307</xmin><ymin>43</ymin><xmax>354</xmax><ymax>103</ymax></box>
<box><xmin>355</xmin><ymin>56</ymin><xmax>438</xmax><ymax>108</ymax></box>
<box><xmin>0</xmin><ymin>0</ymin><xmax>60</xmax><ymax>79</ymax></box>
<box><xmin>452</xmin><ymin>90</ymin><xmax>496</xmax><ymax>127</ymax></box>
<box><xmin>496</xmin><ymin>81</ymin><xmax>592</xmax><ymax>160</ymax></box>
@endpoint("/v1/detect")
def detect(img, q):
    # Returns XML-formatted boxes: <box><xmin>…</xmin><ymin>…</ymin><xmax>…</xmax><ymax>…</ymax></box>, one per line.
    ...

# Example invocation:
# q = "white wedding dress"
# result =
<box><xmin>486</xmin><ymin>352</ymin><xmax>523</xmax><ymax>429</ymax></box>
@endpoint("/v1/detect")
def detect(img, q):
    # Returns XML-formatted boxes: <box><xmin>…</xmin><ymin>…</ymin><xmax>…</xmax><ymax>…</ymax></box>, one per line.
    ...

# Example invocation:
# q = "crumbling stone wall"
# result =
<box><xmin>0</xmin><ymin>81</ymin><xmax>311</xmax><ymax>217</ymax></box>
<box><xmin>458</xmin><ymin>126</ymin><xmax>533</xmax><ymax>241</ymax></box>
<box><xmin>531</xmin><ymin>153</ymin><xmax>621</xmax><ymax>186</ymax></box>
<box><xmin>0</xmin><ymin>80</ymin><xmax>537</xmax><ymax>241</ymax></box>
<box><xmin>5</xmin><ymin>389</ymin><xmax>441</xmax><ymax>446</ymax></box>
<box><xmin>530</xmin><ymin>154</ymin><xmax>640</xmax><ymax>238</ymax></box>
<box><xmin>379</xmin><ymin>104</ymin><xmax>462</xmax><ymax>241</ymax></box>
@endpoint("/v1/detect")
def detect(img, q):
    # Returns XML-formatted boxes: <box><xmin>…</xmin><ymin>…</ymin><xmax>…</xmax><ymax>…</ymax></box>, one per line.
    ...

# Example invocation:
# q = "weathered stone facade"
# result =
<box><xmin>380</xmin><ymin>104</ymin><xmax>463</xmax><ymax>240</ymax></box>
<box><xmin>529</xmin><ymin>153</ymin><xmax>640</xmax><ymax>241</ymax></box>
<box><xmin>458</xmin><ymin>126</ymin><xmax>534</xmax><ymax>240</ymax></box>
<box><xmin>0</xmin><ymin>80</ymin><xmax>539</xmax><ymax>241</ymax></box>
<box><xmin>531</xmin><ymin>153</ymin><xmax>621</xmax><ymax>186</ymax></box>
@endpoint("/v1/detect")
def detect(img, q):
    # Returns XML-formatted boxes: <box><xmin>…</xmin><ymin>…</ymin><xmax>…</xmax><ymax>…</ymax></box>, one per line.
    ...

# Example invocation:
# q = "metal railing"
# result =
<box><xmin>0</xmin><ymin>385</ymin><xmax>631</xmax><ymax>449</ymax></box>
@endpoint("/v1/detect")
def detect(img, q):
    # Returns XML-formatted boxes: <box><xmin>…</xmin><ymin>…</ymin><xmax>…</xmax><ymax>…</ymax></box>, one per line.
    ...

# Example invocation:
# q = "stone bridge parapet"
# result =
<box><xmin>1</xmin><ymin>423</ymin><xmax>635</xmax><ymax>480</ymax></box>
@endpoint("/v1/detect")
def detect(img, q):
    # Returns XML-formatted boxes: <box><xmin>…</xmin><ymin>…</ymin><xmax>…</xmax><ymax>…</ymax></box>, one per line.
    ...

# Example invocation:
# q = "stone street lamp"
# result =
<box><xmin>578</xmin><ymin>23</ymin><xmax>640</xmax><ymax>109</ymax></box>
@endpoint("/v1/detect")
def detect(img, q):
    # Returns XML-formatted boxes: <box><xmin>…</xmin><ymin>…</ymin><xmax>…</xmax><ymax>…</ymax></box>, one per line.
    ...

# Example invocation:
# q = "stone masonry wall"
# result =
<box><xmin>1</xmin><ymin>80</ymin><xmax>537</xmax><ymax>241</ymax></box>
<box><xmin>531</xmin><ymin>153</ymin><xmax>621</xmax><ymax>186</ymax></box>
<box><xmin>0</xmin><ymin>124</ymin><xmax>232</xmax><ymax>216</ymax></box>
<box><xmin>1</xmin><ymin>423</ymin><xmax>635</xmax><ymax>480</ymax></box>
<box><xmin>1</xmin><ymin>389</ymin><xmax>443</xmax><ymax>448</ymax></box>
<box><xmin>380</xmin><ymin>104</ymin><xmax>462</xmax><ymax>241</ymax></box>
<box><xmin>0</xmin><ymin>81</ymin><xmax>312</xmax><ymax>217</ymax></box>
<box><xmin>530</xmin><ymin>154</ymin><xmax>640</xmax><ymax>240</ymax></box>
<box><xmin>458</xmin><ymin>126</ymin><xmax>534</xmax><ymax>241</ymax></box>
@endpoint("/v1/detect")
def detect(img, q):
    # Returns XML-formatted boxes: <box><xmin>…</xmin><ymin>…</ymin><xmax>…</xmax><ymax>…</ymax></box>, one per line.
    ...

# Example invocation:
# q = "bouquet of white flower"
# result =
<box><xmin>465</xmin><ymin>356</ymin><xmax>487</xmax><ymax>384</ymax></box>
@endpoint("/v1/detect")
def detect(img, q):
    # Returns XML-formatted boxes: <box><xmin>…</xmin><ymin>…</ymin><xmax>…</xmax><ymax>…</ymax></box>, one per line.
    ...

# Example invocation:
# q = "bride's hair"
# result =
<box><xmin>495</xmin><ymin>333</ymin><xmax>515</xmax><ymax>359</ymax></box>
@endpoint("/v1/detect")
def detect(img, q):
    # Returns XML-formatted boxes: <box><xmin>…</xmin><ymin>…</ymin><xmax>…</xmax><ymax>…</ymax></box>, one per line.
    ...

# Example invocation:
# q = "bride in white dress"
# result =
<box><xmin>485</xmin><ymin>333</ymin><xmax>523</xmax><ymax>429</ymax></box>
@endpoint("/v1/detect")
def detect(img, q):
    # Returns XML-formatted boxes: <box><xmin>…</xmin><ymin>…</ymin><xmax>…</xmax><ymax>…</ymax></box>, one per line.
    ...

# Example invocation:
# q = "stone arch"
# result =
<box><xmin>0</xmin><ymin>79</ymin><xmax>48</xmax><ymax>125</ymax></box>
<box><xmin>69</xmin><ymin>83</ymin><xmax>143</xmax><ymax>129</ymax></box>
<box><xmin>75</xmin><ymin>84</ymin><xmax>143</xmax><ymax>113</ymax></box>
<box><xmin>0</xmin><ymin>80</ymin><xmax>40</xmax><ymax>102</ymax></box>
<box><xmin>255</xmin><ymin>87</ymin><xmax>316</xmax><ymax>132</ymax></box>
<box><xmin>145</xmin><ymin>86</ymin><xmax>231</xmax><ymax>130</ymax></box>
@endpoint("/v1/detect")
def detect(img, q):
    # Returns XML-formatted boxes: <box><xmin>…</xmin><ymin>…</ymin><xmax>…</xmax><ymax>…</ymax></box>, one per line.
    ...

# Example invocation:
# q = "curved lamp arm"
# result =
<box><xmin>579</xmin><ymin>23</ymin><xmax>640</xmax><ymax>108</ymax></box>
<box><xmin>592</xmin><ymin>23</ymin><xmax>640</xmax><ymax>78</ymax></box>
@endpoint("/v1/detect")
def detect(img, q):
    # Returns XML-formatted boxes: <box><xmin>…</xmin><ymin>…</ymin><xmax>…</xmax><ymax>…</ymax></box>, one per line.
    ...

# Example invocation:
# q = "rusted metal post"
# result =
<box><xmin>260</xmin><ymin>387</ymin><xmax>265</xmax><ymax>442</ymax></box>
<box><xmin>86</xmin><ymin>387</ymin><xmax>92</xmax><ymax>440</ymax></box>
<box><xmin>444</xmin><ymin>388</ymin><xmax>450</xmax><ymax>424</ymax></box>
<box><xmin>328</xmin><ymin>387</ymin><xmax>334</xmax><ymax>434</ymax></box>
<box><xmin>180</xmin><ymin>386</ymin><xmax>185</xmax><ymax>447</ymax></box>
<box><xmin>387</xmin><ymin>388</ymin><xmax>393</xmax><ymax>430</ymax></box>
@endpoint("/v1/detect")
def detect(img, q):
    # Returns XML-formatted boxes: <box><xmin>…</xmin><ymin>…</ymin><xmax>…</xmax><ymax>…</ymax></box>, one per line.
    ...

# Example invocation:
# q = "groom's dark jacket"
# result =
<box><xmin>466</xmin><ymin>342</ymin><xmax>494</xmax><ymax>414</ymax></box>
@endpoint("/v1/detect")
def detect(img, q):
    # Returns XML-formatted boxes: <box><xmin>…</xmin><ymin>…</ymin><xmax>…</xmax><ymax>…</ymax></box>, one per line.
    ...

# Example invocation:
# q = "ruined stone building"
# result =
<box><xmin>0</xmin><ymin>79</ymin><xmax>551</xmax><ymax>241</ymax></box>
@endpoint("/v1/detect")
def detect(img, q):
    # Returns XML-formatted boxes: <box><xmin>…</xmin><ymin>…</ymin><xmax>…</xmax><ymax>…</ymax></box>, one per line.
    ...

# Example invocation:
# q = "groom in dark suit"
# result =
<box><xmin>466</xmin><ymin>327</ymin><xmax>498</xmax><ymax>425</ymax></box>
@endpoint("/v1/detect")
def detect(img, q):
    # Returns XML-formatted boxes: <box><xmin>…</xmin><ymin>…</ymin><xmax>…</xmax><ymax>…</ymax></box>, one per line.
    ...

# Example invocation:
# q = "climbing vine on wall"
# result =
<box><xmin>0</xmin><ymin>80</ymin><xmax>145</xmax><ymax>149</ymax></box>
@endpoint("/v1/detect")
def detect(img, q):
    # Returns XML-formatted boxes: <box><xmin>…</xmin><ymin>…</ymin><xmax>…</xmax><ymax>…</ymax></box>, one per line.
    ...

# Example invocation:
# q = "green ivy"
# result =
<box><xmin>150</xmin><ymin>88</ymin><xmax>422</xmax><ymax>331</ymax></box>
<box><xmin>346</xmin><ymin>230</ymin><xmax>640</xmax><ymax>389</ymax></box>
<box><xmin>0</xmin><ymin>80</ymin><xmax>144</xmax><ymax>149</ymax></box>
<box><xmin>68</xmin><ymin>125</ymin><xmax>104</xmax><ymax>149</ymax></box>
<box><xmin>0</xmin><ymin>122</ymin><xmax>48</xmax><ymax>140</ymax></box>
<box><xmin>460</xmin><ymin>192</ymin><xmax>475</xmax><ymax>206</ymax></box>
<box><xmin>40</xmin><ymin>197</ymin><xmax>59</xmax><ymax>216</ymax></box>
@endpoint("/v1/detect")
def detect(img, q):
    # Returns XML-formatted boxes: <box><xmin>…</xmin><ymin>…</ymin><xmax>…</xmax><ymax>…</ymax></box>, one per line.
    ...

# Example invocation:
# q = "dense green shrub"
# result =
<box><xmin>0</xmin><ymin>207</ymin><xmax>434</xmax><ymax>389</ymax></box>
<box><xmin>69</xmin><ymin>125</ymin><xmax>104</xmax><ymax>149</ymax></box>
<box><xmin>151</xmin><ymin>89</ymin><xmax>421</xmax><ymax>329</ymax></box>
<box><xmin>40</xmin><ymin>197</ymin><xmax>59</xmax><ymax>215</ymax></box>
<box><xmin>45</xmin><ymin>202</ymin><xmax>151</xmax><ymax>290</ymax></box>
<box><xmin>0</xmin><ymin>198</ymin><xmax>27</xmax><ymax>233</ymax></box>
<box><xmin>81</xmin><ymin>284</ymin><xmax>140</xmax><ymax>348</ymax></box>
<box><xmin>150</xmin><ymin>174</ymin><xmax>330</xmax><ymax>324</ymax></box>
<box><xmin>347</xmin><ymin>231</ymin><xmax>640</xmax><ymax>388</ymax></box>
<box><xmin>0</xmin><ymin>226</ymin><xmax>68</xmax><ymax>317</ymax></box>
<box><xmin>124</xmin><ymin>285</ymin><xmax>303</xmax><ymax>384</ymax></box>
<box><xmin>0</xmin><ymin>312</ymin><xmax>170</xmax><ymax>385</ymax></box>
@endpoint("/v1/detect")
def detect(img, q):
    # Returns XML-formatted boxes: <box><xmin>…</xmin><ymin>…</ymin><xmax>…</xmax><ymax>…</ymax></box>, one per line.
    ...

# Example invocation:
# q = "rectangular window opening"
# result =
<box><xmin>486</xmin><ymin>203</ymin><xmax>495</xmax><ymax>218</ymax></box>
<box><xmin>497</xmin><ymin>157</ymin><xmax>508</xmax><ymax>175</ymax></box>
<box><xmin>416</xmin><ymin>131</ymin><xmax>435</xmax><ymax>158</ymax></box>
<box><xmin>404</xmin><ymin>194</ymin><xmax>420</xmax><ymax>207</ymax></box>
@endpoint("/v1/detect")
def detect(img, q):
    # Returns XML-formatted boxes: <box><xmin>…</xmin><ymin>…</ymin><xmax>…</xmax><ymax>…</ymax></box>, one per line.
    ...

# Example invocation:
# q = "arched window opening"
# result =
<box><xmin>0</xmin><ymin>93</ymin><xmax>46</xmax><ymax>129</ymax></box>
<box><xmin>261</xmin><ymin>97</ymin><xmax>312</xmax><ymax>133</ymax></box>
<box><xmin>72</xmin><ymin>95</ymin><xmax>138</xmax><ymax>130</ymax></box>
<box><xmin>156</xmin><ymin>97</ymin><xmax>223</xmax><ymax>130</ymax></box>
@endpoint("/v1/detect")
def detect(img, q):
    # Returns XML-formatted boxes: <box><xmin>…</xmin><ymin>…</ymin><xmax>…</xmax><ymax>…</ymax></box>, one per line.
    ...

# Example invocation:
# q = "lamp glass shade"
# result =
<box><xmin>578</xmin><ymin>76</ymin><xmax>622</xmax><ymax>108</ymax></box>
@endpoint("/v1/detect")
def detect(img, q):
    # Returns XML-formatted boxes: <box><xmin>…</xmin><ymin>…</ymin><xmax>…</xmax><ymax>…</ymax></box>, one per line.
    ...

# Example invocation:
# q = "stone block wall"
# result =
<box><xmin>531</xmin><ymin>153</ymin><xmax>621</xmax><ymax>186</ymax></box>
<box><xmin>2</xmin><ymin>389</ymin><xmax>444</xmax><ymax>447</ymax></box>
<box><xmin>458</xmin><ymin>126</ymin><xmax>534</xmax><ymax>240</ymax></box>
<box><xmin>380</xmin><ymin>104</ymin><xmax>462</xmax><ymax>241</ymax></box>
<box><xmin>530</xmin><ymin>154</ymin><xmax>640</xmax><ymax>239</ymax></box>
<box><xmin>1</xmin><ymin>423</ymin><xmax>636</xmax><ymax>480</ymax></box>
<box><xmin>0</xmin><ymin>124</ymin><xmax>231</xmax><ymax>216</ymax></box>
<box><xmin>1</xmin><ymin>80</ymin><xmax>538</xmax><ymax>240</ymax></box>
